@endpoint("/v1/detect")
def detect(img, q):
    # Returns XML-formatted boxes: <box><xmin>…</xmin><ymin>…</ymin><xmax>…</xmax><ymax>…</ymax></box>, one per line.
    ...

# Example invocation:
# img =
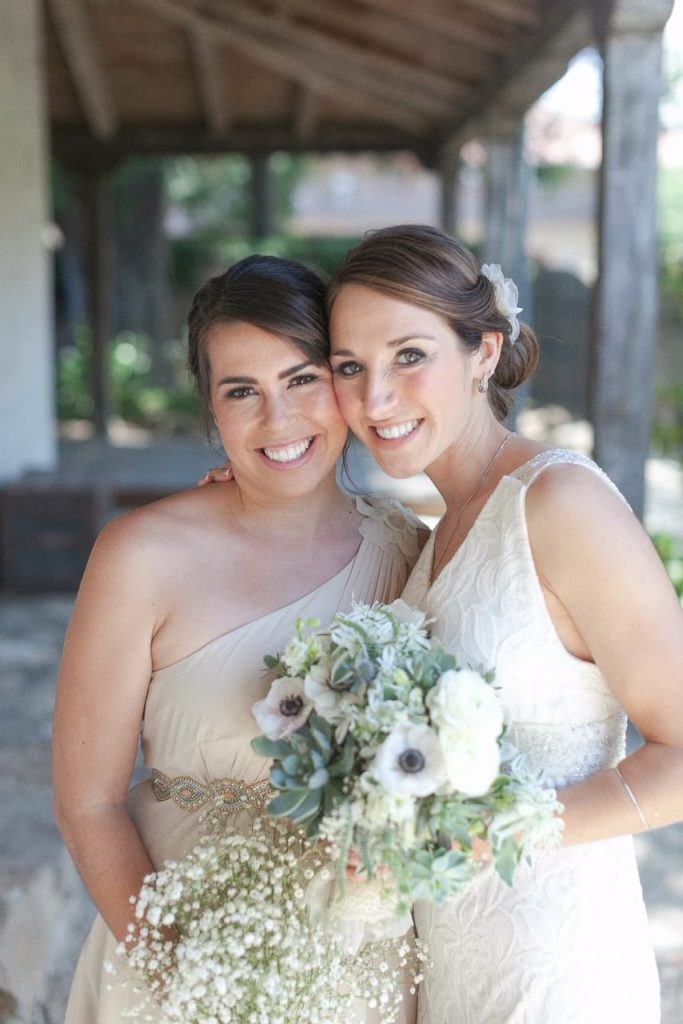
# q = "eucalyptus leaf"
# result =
<box><xmin>494</xmin><ymin>839</ymin><xmax>520</xmax><ymax>886</ymax></box>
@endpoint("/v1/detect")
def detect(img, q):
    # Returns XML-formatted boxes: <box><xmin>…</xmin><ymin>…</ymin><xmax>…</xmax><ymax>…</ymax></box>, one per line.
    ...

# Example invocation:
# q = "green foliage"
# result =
<box><xmin>659</xmin><ymin>169</ymin><xmax>683</xmax><ymax>260</ymax></box>
<box><xmin>57</xmin><ymin>326</ymin><xmax>95</xmax><ymax>420</ymax></box>
<box><xmin>534</xmin><ymin>163</ymin><xmax>582</xmax><ymax>188</ymax></box>
<box><xmin>204</xmin><ymin>233</ymin><xmax>363</xmax><ymax>285</ymax></box>
<box><xmin>651</xmin><ymin>533</ymin><xmax>683</xmax><ymax>600</ymax></box>
<box><xmin>652</xmin><ymin>382</ymin><xmax>683</xmax><ymax>456</ymax></box>
<box><xmin>57</xmin><ymin>327</ymin><xmax>199</xmax><ymax>428</ymax></box>
<box><xmin>166</xmin><ymin>154</ymin><xmax>326</xmax><ymax>293</ymax></box>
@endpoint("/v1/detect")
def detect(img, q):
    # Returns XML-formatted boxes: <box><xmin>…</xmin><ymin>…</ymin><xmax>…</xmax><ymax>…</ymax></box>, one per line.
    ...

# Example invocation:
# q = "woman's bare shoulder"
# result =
<box><xmin>101</xmin><ymin>483</ymin><xmax>238</xmax><ymax>545</ymax></box>
<box><xmin>83</xmin><ymin>485</ymin><xmax>239</xmax><ymax>602</ymax></box>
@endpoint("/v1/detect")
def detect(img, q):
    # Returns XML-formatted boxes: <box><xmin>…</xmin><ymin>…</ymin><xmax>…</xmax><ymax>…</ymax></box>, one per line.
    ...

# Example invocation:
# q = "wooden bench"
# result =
<box><xmin>0</xmin><ymin>485</ymin><xmax>172</xmax><ymax>593</ymax></box>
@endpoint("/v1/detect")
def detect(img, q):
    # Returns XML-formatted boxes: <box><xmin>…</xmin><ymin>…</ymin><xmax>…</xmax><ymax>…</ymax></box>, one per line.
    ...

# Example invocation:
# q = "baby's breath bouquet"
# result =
<box><xmin>118</xmin><ymin>820</ymin><xmax>424</xmax><ymax>1023</ymax></box>
<box><xmin>252</xmin><ymin>600</ymin><xmax>563</xmax><ymax>913</ymax></box>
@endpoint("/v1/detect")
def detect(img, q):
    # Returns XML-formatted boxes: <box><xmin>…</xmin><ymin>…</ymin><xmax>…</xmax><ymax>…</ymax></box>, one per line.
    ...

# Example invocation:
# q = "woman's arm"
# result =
<box><xmin>525</xmin><ymin>464</ymin><xmax>683</xmax><ymax>844</ymax></box>
<box><xmin>53</xmin><ymin>514</ymin><xmax>165</xmax><ymax>941</ymax></box>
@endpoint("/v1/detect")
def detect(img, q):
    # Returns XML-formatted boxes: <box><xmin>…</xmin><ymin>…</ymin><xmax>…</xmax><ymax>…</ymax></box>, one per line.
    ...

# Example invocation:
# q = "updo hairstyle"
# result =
<box><xmin>327</xmin><ymin>224</ymin><xmax>539</xmax><ymax>422</ymax></box>
<box><xmin>188</xmin><ymin>255</ymin><xmax>329</xmax><ymax>435</ymax></box>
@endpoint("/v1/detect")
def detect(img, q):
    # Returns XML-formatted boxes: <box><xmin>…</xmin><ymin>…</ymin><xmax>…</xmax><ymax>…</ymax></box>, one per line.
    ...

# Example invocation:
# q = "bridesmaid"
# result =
<box><xmin>54</xmin><ymin>254</ymin><xmax>424</xmax><ymax>1023</ymax></box>
<box><xmin>325</xmin><ymin>224</ymin><xmax>683</xmax><ymax>1023</ymax></box>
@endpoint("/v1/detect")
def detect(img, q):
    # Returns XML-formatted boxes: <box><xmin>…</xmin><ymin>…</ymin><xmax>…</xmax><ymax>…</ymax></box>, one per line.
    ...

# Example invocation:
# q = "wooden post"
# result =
<box><xmin>591</xmin><ymin>0</ymin><xmax>674</xmax><ymax>517</ymax></box>
<box><xmin>439</xmin><ymin>141</ymin><xmax>460</xmax><ymax>238</ymax></box>
<box><xmin>483</xmin><ymin>124</ymin><xmax>529</xmax><ymax>296</ymax></box>
<box><xmin>84</xmin><ymin>170</ymin><xmax>112</xmax><ymax>438</ymax></box>
<box><xmin>482</xmin><ymin>122</ymin><xmax>532</xmax><ymax>424</ymax></box>
<box><xmin>250</xmin><ymin>154</ymin><xmax>275</xmax><ymax>242</ymax></box>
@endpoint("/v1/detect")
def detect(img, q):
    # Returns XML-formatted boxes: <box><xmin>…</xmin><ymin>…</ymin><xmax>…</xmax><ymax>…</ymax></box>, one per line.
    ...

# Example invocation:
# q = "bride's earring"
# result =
<box><xmin>477</xmin><ymin>375</ymin><xmax>489</xmax><ymax>394</ymax></box>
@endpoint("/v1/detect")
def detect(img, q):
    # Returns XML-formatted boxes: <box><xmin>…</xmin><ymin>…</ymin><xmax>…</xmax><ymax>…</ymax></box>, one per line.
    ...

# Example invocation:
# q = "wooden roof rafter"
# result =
<box><xmin>190</xmin><ymin>0</ymin><xmax>472</xmax><ymax>115</ymax></box>
<box><xmin>457</xmin><ymin>0</ymin><xmax>540</xmax><ymax>26</ymax></box>
<box><xmin>354</xmin><ymin>0</ymin><xmax>527</xmax><ymax>52</ymax></box>
<box><xmin>434</xmin><ymin>0</ymin><xmax>593</xmax><ymax>146</ymax></box>
<box><xmin>187</xmin><ymin>24</ymin><xmax>231</xmax><ymax>138</ymax></box>
<box><xmin>46</xmin><ymin>0</ymin><xmax>594</xmax><ymax>171</ymax></box>
<box><xmin>45</xmin><ymin>0</ymin><xmax>117</xmax><ymax>140</ymax></box>
<box><xmin>134</xmin><ymin>0</ymin><xmax>427</xmax><ymax>132</ymax></box>
<box><xmin>246</xmin><ymin>0</ymin><xmax>502</xmax><ymax>70</ymax></box>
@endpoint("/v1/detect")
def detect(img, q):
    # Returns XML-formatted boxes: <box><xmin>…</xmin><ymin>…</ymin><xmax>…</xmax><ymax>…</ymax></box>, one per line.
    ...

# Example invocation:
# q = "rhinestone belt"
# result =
<box><xmin>151</xmin><ymin>769</ymin><xmax>272</xmax><ymax>813</ymax></box>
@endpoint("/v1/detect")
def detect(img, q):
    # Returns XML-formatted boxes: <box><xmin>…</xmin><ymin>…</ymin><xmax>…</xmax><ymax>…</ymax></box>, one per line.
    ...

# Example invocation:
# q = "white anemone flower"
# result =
<box><xmin>252</xmin><ymin>678</ymin><xmax>312</xmax><ymax>739</ymax></box>
<box><xmin>371</xmin><ymin>723</ymin><xmax>448</xmax><ymax>798</ymax></box>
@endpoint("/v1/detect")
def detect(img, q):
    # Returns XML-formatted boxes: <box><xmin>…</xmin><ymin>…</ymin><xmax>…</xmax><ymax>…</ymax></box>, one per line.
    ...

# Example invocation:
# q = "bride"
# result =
<box><xmin>53</xmin><ymin>254</ymin><xmax>423</xmax><ymax>1022</ymax></box>
<box><xmin>325</xmin><ymin>224</ymin><xmax>683</xmax><ymax>1023</ymax></box>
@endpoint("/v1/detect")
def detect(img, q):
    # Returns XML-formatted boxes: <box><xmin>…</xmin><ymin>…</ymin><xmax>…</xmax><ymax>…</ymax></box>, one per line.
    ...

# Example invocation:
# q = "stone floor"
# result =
<box><xmin>1</xmin><ymin>595</ymin><xmax>682</xmax><ymax>1022</ymax></box>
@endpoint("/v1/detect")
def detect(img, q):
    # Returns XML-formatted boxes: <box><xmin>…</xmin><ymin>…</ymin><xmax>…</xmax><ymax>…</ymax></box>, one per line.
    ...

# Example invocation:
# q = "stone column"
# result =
<box><xmin>0</xmin><ymin>0</ymin><xmax>56</xmax><ymax>481</ymax></box>
<box><xmin>591</xmin><ymin>0</ymin><xmax>674</xmax><ymax>516</ymax></box>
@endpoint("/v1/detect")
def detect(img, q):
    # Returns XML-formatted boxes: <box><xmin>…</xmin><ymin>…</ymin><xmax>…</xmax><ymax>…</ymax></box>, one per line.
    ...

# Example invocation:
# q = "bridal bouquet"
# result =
<box><xmin>252</xmin><ymin>600</ymin><xmax>563</xmax><ymax>912</ymax></box>
<box><xmin>117</xmin><ymin>820</ymin><xmax>424</xmax><ymax>1023</ymax></box>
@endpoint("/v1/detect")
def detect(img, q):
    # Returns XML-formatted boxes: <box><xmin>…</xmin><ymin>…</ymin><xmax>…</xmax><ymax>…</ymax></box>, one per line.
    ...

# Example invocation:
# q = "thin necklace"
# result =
<box><xmin>431</xmin><ymin>432</ymin><xmax>513</xmax><ymax>581</ymax></box>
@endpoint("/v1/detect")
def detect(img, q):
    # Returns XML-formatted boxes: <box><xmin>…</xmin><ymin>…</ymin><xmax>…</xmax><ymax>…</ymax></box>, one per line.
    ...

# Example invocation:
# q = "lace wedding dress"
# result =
<box><xmin>64</xmin><ymin>497</ymin><xmax>423</xmax><ymax>1024</ymax></box>
<box><xmin>402</xmin><ymin>450</ymin><xmax>660</xmax><ymax>1024</ymax></box>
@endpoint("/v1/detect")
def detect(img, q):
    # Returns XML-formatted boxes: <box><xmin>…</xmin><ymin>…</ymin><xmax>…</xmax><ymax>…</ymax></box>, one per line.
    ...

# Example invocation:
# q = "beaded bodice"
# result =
<box><xmin>402</xmin><ymin>450</ymin><xmax>628</xmax><ymax>788</ymax></box>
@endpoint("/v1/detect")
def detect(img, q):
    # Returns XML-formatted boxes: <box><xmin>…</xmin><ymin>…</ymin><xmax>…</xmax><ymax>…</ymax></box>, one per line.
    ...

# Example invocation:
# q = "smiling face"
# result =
<box><xmin>207</xmin><ymin>322</ymin><xmax>348</xmax><ymax>500</ymax></box>
<box><xmin>329</xmin><ymin>285</ymin><xmax>497</xmax><ymax>479</ymax></box>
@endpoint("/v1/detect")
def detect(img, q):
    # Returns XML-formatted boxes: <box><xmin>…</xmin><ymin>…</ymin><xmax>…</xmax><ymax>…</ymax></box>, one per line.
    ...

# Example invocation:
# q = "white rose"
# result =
<box><xmin>370</xmin><ymin>723</ymin><xmax>448</xmax><ymax>798</ymax></box>
<box><xmin>439</xmin><ymin>726</ymin><xmax>501</xmax><ymax>796</ymax></box>
<box><xmin>427</xmin><ymin>669</ymin><xmax>504</xmax><ymax>740</ymax></box>
<box><xmin>252</xmin><ymin>678</ymin><xmax>312</xmax><ymax>739</ymax></box>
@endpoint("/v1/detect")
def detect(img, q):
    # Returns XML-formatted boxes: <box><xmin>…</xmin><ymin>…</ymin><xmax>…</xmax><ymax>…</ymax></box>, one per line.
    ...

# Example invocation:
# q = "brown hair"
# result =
<box><xmin>188</xmin><ymin>254</ymin><xmax>329</xmax><ymax>435</ymax></box>
<box><xmin>327</xmin><ymin>224</ymin><xmax>539</xmax><ymax>421</ymax></box>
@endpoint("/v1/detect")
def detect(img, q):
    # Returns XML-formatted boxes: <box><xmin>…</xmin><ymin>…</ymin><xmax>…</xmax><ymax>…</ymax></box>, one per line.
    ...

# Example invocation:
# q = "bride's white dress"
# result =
<box><xmin>402</xmin><ymin>450</ymin><xmax>660</xmax><ymax>1024</ymax></box>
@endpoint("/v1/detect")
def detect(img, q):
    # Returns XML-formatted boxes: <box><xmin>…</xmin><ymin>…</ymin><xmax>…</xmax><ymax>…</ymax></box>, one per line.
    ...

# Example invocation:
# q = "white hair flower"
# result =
<box><xmin>481</xmin><ymin>263</ymin><xmax>522</xmax><ymax>343</ymax></box>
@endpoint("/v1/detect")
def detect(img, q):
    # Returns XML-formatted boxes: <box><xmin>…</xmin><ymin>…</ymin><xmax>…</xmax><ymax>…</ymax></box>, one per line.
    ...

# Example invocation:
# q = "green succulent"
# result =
<box><xmin>251</xmin><ymin>713</ymin><xmax>357</xmax><ymax>832</ymax></box>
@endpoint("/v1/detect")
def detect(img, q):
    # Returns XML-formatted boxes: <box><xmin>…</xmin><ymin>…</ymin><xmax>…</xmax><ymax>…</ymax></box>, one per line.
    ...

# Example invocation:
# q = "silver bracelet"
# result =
<box><xmin>613</xmin><ymin>765</ymin><xmax>651</xmax><ymax>831</ymax></box>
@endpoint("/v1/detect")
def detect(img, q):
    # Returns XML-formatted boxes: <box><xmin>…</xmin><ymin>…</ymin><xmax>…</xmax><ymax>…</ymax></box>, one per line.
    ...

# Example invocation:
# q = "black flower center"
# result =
<box><xmin>279</xmin><ymin>695</ymin><xmax>304</xmax><ymax>717</ymax></box>
<box><xmin>398</xmin><ymin>748</ymin><xmax>426</xmax><ymax>774</ymax></box>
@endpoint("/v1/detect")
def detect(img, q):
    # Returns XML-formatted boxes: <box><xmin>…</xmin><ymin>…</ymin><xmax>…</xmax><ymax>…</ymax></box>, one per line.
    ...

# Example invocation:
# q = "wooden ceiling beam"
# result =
<box><xmin>202</xmin><ymin>0</ymin><xmax>472</xmax><ymax>106</ymax></box>
<box><xmin>187</xmin><ymin>25</ymin><xmax>231</xmax><ymax>137</ymax></box>
<box><xmin>53</xmin><ymin>122</ymin><xmax>432</xmax><ymax>161</ymax></box>
<box><xmin>133</xmin><ymin>0</ymin><xmax>427</xmax><ymax>133</ymax></box>
<box><xmin>45</xmin><ymin>0</ymin><xmax>117</xmax><ymax>139</ymax></box>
